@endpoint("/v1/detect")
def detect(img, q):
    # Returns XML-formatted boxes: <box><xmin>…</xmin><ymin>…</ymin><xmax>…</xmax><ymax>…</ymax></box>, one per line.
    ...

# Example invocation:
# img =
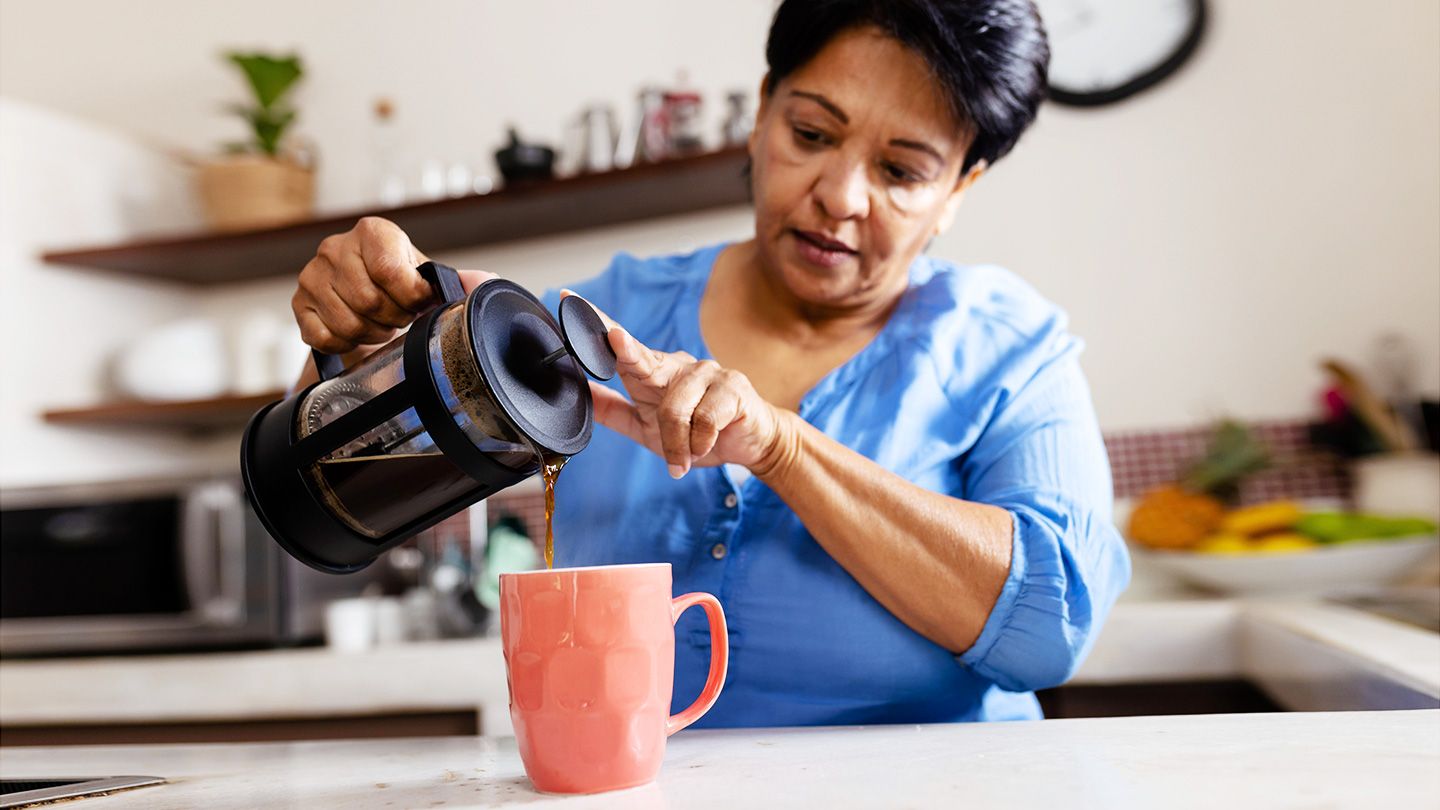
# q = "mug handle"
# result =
<box><xmin>666</xmin><ymin>592</ymin><xmax>729</xmax><ymax>735</ymax></box>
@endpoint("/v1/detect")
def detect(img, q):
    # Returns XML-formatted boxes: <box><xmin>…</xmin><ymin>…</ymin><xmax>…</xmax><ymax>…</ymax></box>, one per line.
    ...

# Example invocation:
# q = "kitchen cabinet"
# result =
<box><xmin>1037</xmin><ymin>679</ymin><xmax>1281</xmax><ymax>718</ymax></box>
<box><xmin>0</xmin><ymin>710</ymin><xmax>478</xmax><ymax>747</ymax></box>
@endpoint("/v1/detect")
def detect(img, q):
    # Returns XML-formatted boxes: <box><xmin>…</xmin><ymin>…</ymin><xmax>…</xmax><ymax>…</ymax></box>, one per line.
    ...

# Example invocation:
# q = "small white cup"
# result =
<box><xmin>373</xmin><ymin>597</ymin><xmax>408</xmax><ymax>646</ymax></box>
<box><xmin>324</xmin><ymin>598</ymin><xmax>377</xmax><ymax>653</ymax></box>
<box><xmin>1353</xmin><ymin>452</ymin><xmax>1440</xmax><ymax>521</ymax></box>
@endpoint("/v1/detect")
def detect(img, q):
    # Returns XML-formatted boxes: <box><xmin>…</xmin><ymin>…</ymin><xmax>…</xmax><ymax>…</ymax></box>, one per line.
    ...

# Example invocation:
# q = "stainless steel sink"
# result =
<box><xmin>1329</xmin><ymin>587</ymin><xmax>1440</xmax><ymax>634</ymax></box>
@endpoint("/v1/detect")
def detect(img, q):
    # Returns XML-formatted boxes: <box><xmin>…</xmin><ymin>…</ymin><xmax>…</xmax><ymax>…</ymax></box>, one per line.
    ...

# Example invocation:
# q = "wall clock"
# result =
<box><xmin>1036</xmin><ymin>0</ymin><xmax>1208</xmax><ymax>107</ymax></box>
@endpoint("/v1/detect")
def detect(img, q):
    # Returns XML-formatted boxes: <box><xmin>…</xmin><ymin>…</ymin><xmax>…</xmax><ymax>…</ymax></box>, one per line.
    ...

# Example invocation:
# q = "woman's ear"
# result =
<box><xmin>934</xmin><ymin>160</ymin><xmax>987</xmax><ymax>237</ymax></box>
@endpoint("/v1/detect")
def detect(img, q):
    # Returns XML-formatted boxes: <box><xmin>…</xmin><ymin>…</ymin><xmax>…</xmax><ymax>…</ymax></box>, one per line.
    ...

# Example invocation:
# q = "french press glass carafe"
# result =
<box><xmin>241</xmin><ymin>262</ymin><xmax>615</xmax><ymax>573</ymax></box>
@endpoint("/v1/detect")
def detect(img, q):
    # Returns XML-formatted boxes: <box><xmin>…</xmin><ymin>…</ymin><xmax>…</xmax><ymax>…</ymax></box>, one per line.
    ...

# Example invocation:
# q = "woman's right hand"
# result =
<box><xmin>291</xmin><ymin>216</ymin><xmax>493</xmax><ymax>356</ymax></box>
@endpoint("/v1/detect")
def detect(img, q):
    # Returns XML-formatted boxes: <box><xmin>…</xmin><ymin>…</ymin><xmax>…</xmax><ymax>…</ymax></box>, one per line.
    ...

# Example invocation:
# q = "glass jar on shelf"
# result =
<box><xmin>662</xmin><ymin>89</ymin><xmax>704</xmax><ymax>157</ymax></box>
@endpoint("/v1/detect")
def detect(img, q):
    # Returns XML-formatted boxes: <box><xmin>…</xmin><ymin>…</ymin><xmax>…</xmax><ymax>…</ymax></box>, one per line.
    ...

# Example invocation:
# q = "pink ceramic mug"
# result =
<box><xmin>500</xmin><ymin>562</ymin><xmax>728</xmax><ymax>794</ymax></box>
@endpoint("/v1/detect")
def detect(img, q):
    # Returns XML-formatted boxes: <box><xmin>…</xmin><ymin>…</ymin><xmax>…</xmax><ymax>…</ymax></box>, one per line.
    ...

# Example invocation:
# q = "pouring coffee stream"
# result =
<box><xmin>540</xmin><ymin>454</ymin><xmax>566</xmax><ymax>569</ymax></box>
<box><xmin>241</xmin><ymin>262</ymin><xmax>616</xmax><ymax>574</ymax></box>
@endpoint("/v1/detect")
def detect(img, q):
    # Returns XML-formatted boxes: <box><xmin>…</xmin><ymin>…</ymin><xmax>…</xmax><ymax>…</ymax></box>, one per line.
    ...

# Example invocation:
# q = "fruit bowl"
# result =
<box><xmin>1135</xmin><ymin>535</ymin><xmax>1439</xmax><ymax>595</ymax></box>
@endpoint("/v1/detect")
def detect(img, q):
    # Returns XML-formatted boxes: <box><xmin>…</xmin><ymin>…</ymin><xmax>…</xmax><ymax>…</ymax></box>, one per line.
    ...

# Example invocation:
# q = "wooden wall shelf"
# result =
<box><xmin>42</xmin><ymin>147</ymin><xmax>750</xmax><ymax>285</ymax></box>
<box><xmin>42</xmin><ymin>391</ymin><xmax>285</xmax><ymax>430</ymax></box>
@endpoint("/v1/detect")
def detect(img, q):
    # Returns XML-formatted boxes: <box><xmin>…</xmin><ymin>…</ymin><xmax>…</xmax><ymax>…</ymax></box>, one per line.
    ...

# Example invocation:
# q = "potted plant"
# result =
<box><xmin>196</xmin><ymin>52</ymin><xmax>315</xmax><ymax>231</ymax></box>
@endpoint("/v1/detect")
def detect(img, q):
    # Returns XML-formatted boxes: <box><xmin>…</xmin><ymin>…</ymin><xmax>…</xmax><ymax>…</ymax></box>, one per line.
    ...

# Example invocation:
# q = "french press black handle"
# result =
<box><xmin>311</xmin><ymin>261</ymin><xmax>468</xmax><ymax>381</ymax></box>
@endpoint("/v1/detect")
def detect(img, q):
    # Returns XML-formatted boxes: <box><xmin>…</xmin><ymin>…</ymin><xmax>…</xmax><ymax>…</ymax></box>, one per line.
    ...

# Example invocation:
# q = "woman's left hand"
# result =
<box><xmin>570</xmin><ymin>293</ymin><xmax>786</xmax><ymax>479</ymax></box>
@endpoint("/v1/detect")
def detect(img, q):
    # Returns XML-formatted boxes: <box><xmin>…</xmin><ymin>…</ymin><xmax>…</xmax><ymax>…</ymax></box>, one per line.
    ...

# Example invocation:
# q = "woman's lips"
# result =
<box><xmin>790</xmin><ymin>229</ymin><xmax>858</xmax><ymax>269</ymax></box>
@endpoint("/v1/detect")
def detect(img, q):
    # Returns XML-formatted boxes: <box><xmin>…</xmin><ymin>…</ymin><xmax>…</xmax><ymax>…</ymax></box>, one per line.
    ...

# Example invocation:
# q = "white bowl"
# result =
<box><xmin>113</xmin><ymin>318</ymin><xmax>229</xmax><ymax>401</ymax></box>
<box><xmin>1136</xmin><ymin>536</ymin><xmax>1440</xmax><ymax>595</ymax></box>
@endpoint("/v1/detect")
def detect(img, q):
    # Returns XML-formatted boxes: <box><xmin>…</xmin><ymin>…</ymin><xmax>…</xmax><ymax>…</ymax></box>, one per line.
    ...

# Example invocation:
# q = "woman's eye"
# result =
<box><xmin>792</xmin><ymin>126</ymin><xmax>826</xmax><ymax>145</ymax></box>
<box><xmin>884</xmin><ymin>163</ymin><xmax>919</xmax><ymax>184</ymax></box>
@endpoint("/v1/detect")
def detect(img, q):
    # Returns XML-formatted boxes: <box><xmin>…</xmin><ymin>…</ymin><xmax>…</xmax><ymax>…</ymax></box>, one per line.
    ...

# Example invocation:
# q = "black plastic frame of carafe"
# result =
<box><xmin>243</xmin><ymin>394</ymin><xmax>380</xmax><ymax>573</ymax></box>
<box><xmin>240</xmin><ymin>306</ymin><xmax>531</xmax><ymax>574</ymax></box>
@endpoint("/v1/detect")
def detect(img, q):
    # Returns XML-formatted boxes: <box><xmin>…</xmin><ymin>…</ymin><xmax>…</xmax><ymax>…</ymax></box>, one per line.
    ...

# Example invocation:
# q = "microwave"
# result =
<box><xmin>0</xmin><ymin>476</ymin><xmax>384</xmax><ymax>657</ymax></box>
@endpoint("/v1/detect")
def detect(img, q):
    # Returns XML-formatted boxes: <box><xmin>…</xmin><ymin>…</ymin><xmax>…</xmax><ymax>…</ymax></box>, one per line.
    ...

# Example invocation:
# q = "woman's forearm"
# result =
<box><xmin>756</xmin><ymin>410</ymin><xmax>1013</xmax><ymax>653</ymax></box>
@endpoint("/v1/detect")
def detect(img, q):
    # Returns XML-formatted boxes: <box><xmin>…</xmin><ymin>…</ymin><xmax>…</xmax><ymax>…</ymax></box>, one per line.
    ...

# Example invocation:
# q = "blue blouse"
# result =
<box><xmin>540</xmin><ymin>243</ymin><xmax>1130</xmax><ymax>727</ymax></box>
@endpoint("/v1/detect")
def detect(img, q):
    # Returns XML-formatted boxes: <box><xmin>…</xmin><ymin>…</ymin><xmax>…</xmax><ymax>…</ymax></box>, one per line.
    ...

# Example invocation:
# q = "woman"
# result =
<box><xmin>292</xmin><ymin>0</ymin><xmax>1129</xmax><ymax>726</ymax></box>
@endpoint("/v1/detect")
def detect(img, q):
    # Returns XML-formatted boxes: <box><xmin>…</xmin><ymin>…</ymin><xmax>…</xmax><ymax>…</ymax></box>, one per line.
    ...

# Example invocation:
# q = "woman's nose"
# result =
<box><xmin>812</xmin><ymin>156</ymin><xmax>870</xmax><ymax>222</ymax></box>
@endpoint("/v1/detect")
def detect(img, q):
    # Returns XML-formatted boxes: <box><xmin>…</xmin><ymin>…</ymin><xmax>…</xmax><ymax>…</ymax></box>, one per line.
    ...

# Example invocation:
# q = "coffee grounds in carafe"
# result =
<box><xmin>437</xmin><ymin>305</ymin><xmax>533</xmax><ymax>452</ymax></box>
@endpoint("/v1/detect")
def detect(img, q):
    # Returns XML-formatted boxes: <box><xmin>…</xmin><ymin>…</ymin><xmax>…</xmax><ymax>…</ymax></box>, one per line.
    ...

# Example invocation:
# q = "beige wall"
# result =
<box><xmin>1</xmin><ymin>0</ymin><xmax>1436</xmax><ymax>470</ymax></box>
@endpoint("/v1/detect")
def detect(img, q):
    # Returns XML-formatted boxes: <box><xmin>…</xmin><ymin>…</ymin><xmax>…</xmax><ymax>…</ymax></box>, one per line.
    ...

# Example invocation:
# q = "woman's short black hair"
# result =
<box><xmin>764</xmin><ymin>0</ymin><xmax>1049</xmax><ymax>173</ymax></box>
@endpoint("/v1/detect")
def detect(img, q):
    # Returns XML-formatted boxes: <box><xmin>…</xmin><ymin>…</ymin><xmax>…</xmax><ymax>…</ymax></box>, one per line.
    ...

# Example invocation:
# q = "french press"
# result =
<box><xmin>241</xmin><ymin>262</ymin><xmax>615</xmax><ymax>573</ymax></box>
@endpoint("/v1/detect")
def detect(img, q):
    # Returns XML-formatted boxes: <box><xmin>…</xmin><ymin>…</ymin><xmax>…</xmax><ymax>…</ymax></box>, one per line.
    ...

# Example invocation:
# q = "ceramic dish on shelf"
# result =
<box><xmin>1134</xmin><ymin>535</ymin><xmax>1439</xmax><ymax>595</ymax></box>
<box><xmin>113</xmin><ymin>318</ymin><xmax>229</xmax><ymax>401</ymax></box>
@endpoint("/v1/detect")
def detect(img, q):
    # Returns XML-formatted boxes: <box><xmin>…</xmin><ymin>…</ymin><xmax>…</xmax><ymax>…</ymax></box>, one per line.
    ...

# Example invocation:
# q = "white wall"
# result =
<box><xmin>943</xmin><ymin>0</ymin><xmax>1440</xmax><ymax>429</ymax></box>
<box><xmin>0</xmin><ymin>0</ymin><xmax>777</xmax><ymax>214</ymax></box>
<box><xmin>0</xmin><ymin>100</ymin><xmax>211</xmax><ymax>487</ymax></box>
<box><xmin>1</xmin><ymin>0</ymin><xmax>1436</xmax><ymax>487</ymax></box>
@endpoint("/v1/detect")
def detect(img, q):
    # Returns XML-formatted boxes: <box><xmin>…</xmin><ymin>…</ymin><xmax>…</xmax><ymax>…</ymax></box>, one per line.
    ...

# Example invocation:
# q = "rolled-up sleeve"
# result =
<box><xmin>953</xmin><ymin>332</ymin><xmax>1131</xmax><ymax>693</ymax></box>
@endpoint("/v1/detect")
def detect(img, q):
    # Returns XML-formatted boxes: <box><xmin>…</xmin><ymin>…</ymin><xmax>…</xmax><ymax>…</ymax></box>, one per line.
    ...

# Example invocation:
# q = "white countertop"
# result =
<box><xmin>0</xmin><ymin>637</ymin><xmax>510</xmax><ymax>727</ymax></box>
<box><xmin>1</xmin><ymin>710</ymin><xmax>1435</xmax><ymax>809</ymax></box>
<box><xmin>3</xmin><ymin>596</ymin><xmax>1437</xmax><ymax>736</ymax></box>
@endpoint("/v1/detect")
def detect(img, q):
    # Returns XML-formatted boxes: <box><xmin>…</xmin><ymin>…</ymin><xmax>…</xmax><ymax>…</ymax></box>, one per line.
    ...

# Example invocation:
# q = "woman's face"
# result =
<box><xmin>749</xmin><ymin>27</ymin><xmax>983</xmax><ymax>313</ymax></box>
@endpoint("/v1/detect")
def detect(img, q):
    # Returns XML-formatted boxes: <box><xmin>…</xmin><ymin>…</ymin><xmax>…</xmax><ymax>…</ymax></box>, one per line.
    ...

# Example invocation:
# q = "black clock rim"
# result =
<box><xmin>1046</xmin><ymin>0</ymin><xmax>1208</xmax><ymax>108</ymax></box>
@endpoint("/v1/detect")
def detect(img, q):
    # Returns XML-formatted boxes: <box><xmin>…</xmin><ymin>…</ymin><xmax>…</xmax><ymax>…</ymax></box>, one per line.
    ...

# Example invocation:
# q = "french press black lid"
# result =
<box><xmin>241</xmin><ymin>262</ymin><xmax>615</xmax><ymax>573</ymax></box>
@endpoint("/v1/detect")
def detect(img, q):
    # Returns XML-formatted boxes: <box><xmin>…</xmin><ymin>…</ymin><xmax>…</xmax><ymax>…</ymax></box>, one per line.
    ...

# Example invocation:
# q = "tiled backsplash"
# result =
<box><xmin>1104</xmin><ymin>420</ymin><xmax>1349</xmax><ymax>504</ymax></box>
<box><xmin>485</xmin><ymin>488</ymin><xmax>552</xmax><ymax>550</ymax></box>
